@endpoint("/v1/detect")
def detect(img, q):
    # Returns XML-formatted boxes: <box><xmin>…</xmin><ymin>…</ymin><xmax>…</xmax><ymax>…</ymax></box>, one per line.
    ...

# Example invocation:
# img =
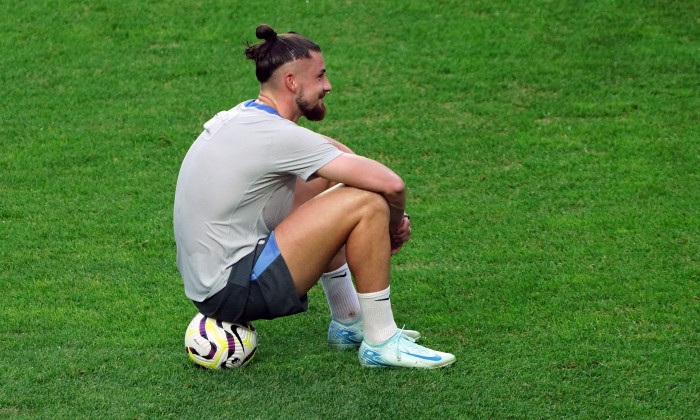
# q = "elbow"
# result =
<box><xmin>384</xmin><ymin>175</ymin><xmax>406</xmax><ymax>203</ymax></box>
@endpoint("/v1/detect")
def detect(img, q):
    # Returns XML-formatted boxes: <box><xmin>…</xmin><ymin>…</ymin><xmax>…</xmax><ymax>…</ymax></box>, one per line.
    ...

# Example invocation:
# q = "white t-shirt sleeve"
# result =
<box><xmin>271</xmin><ymin>127</ymin><xmax>343</xmax><ymax>181</ymax></box>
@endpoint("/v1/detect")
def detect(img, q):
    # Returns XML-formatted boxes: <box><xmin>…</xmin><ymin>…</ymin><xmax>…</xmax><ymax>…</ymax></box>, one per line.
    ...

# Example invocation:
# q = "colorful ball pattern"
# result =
<box><xmin>185</xmin><ymin>313</ymin><xmax>258</xmax><ymax>369</ymax></box>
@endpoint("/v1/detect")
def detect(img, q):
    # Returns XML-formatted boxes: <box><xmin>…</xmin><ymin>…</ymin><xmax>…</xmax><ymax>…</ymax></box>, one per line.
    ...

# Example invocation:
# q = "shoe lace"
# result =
<box><xmin>395</xmin><ymin>325</ymin><xmax>416</xmax><ymax>362</ymax></box>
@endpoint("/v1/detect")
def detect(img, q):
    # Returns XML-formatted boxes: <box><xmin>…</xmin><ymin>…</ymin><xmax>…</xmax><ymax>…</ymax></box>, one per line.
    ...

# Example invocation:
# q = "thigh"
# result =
<box><xmin>293</xmin><ymin>177</ymin><xmax>349</xmax><ymax>272</ymax></box>
<box><xmin>274</xmin><ymin>185</ymin><xmax>389</xmax><ymax>295</ymax></box>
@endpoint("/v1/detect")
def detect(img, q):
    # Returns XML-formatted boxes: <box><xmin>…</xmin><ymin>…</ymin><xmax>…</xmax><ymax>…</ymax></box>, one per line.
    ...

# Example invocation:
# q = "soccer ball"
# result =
<box><xmin>184</xmin><ymin>313</ymin><xmax>258</xmax><ymax>369</ymax></box>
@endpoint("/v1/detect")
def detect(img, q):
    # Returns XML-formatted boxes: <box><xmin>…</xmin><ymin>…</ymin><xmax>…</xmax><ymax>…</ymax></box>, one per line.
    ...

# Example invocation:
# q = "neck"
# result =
<box><xmin>257</xmin><ymin>92</ymin><xmax>301</xmax><ymax>123</ymax></box>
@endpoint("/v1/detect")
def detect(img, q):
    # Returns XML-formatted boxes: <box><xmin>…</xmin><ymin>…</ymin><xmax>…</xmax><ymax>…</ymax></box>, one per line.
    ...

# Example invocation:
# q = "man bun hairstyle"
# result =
<box><xmin>244</xmin><ymin>24</ymin><xmax>321</xmax><ymax>83</ymax></box>
<box><xmin>256</xmin><ymin>24</ymin><xmax>278</xmax><ymax>42</ymax></box>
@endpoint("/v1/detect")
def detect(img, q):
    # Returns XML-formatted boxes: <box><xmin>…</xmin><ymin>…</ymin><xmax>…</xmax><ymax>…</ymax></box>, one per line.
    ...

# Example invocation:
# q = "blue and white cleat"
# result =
<box><xmin>358</xmin><ymin>330</ymin><xmax>455</xmax><ymax>369</ymax></box>
<box><xmin>328</xmin><ymin>318</ymin><xmax>364</xmax><ymax>350</ymax></box>
<box><xmin>328</xmin><ymin>318</ymin><xmax>420</xmax><ymax>350</ymax></box>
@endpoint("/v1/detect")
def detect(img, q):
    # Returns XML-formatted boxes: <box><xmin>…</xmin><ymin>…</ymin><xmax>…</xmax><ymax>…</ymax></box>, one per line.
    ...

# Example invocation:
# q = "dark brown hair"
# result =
<box><xmin>244</xmin><ymin>24</ymin><xmax>321</xmax><ymax>83</ymax></box>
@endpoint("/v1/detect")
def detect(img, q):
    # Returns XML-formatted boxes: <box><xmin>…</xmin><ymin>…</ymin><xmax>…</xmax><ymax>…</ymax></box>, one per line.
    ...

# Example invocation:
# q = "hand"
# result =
<box><xmin>390</xmin><ymin>214</ymin><xmax>412</xmax><ymax>255</ymax></box>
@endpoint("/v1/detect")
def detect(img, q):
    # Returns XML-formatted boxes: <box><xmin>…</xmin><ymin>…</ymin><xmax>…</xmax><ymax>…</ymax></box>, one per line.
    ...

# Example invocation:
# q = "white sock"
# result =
<box><xmin>320</xmin><ymin>263</ymin><xmax>361</xmax><ymax>323</ymax></box>
<box><xmin>357</xmin><ymin>286</ymin><xmax>398</xmax><ymax>344</ymax></box>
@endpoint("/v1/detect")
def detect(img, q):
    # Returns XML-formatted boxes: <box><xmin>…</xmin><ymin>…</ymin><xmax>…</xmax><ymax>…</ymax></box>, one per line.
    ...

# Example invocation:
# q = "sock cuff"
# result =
<box><xmin>321</xmin><ymin>263</ymin><xmax>349</xmax><ymax>281</ymax></box>
<box><xmin>357</xmin><ymin>286</ymin><xmax>390</xmax><ymax>301</ymax></box>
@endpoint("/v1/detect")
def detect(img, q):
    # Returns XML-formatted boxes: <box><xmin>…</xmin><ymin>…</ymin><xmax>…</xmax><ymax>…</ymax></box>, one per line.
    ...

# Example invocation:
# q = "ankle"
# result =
<box><xmin>357</xmin><ymin>287</ymin><xmax>398</xmax><ymax>344</ymax></box>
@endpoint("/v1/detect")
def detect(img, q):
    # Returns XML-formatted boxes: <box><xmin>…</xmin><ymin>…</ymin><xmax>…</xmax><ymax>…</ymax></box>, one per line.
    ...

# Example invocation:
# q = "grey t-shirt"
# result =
<box><xmin>174</xmin><ymin>100</ymin><xmax>343</xmax><ymax>301</ymax></box>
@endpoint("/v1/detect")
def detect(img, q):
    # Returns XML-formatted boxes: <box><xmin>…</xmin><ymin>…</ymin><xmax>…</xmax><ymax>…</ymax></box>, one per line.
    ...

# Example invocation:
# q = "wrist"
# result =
<box><xmin>390</xmin><ymin>213</ymin><xmax>409</xmax><ymax>232</ymax></box>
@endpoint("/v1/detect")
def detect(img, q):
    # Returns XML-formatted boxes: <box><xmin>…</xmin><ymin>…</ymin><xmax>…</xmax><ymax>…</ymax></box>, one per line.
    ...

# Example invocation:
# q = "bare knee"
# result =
<box><xmin>343</xmin><ymin>186</ymin><xmax>390</xmax><ymax>219</ymax></box>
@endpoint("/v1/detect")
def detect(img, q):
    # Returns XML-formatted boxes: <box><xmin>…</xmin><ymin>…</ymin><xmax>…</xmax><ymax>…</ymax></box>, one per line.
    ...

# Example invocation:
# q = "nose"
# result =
<box><xmin>324</xmin><ymin>78</ymin><xmax>332</xmax><ymax>93</ymax></box>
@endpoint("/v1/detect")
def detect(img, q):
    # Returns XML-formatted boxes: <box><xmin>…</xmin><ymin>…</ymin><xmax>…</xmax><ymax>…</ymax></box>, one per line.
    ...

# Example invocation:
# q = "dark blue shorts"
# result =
<box><xmin>193</xmin><ymin>232</ymin><xmax>308</xmax><ymax>323</ymax></box>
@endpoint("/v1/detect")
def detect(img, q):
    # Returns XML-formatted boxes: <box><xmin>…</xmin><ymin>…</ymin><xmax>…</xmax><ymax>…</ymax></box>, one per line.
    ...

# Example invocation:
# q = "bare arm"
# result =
<box><xmin>321</xmin><ymin>134</ymin><xmax>354</xmax><ymax>154</ymax></box>
<box><xmin>316</xmin><ymin>153</ymin><xmax>406</xmax><ymax>229</ymax></box>
<box><xmin>316</xmin><ymin>135</ymin><xmax>411</xmax><ymax>254</ymax></box>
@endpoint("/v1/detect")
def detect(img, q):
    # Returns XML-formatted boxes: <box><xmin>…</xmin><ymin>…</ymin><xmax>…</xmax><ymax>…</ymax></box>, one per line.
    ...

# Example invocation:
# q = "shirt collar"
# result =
<box><xmin>244</xmin><ymin>99</ymin><xmax>280</xmax><ymax>117</ymax></box>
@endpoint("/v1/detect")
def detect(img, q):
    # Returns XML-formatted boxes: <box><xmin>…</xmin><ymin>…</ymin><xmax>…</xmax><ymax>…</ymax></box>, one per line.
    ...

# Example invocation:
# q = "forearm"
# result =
<box><xmin>385</xmin><ymin>184</ymin><xmax>406</xmax><ymax>230</ymax></box>
<box><xmin>316</xmin><ymin>153</ymin><xmax>406</xmax><ymax>228</ymax></box>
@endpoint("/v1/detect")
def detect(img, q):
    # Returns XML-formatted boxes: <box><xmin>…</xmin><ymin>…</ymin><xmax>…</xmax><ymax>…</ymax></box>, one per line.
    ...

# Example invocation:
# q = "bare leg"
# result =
<box><xmin>292</xmin><ymin>177</ymin><xmax>347</xmax><ymax>272</ymax></box>
<box><xmin>293</xmin><ymin>177</ymin><xmax>360</xmax><ymax>324</ymax></box>
<box><xmin>274</xmin><ymin>185</ymin><xmax>391</xmax><ymax>296</ymax></box>
<box><xmin>283</xmin><ymin>183</ymin><xmax>455</xmax><ymax>367</ymax></box>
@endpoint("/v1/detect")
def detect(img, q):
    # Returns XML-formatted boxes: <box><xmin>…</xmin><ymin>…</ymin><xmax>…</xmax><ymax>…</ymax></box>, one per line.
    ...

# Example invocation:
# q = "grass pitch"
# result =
<box><xmin>1</xmin><ymin>0</ymin><xmax>698</xmax><ymax>418</ymax></box>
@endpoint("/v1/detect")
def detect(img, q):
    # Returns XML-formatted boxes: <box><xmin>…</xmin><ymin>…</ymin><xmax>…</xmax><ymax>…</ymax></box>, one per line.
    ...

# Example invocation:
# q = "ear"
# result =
<box><xmin>283</xmin><ymin>72</ymin><xmax>297</xmax><ymax>92</ymax></box>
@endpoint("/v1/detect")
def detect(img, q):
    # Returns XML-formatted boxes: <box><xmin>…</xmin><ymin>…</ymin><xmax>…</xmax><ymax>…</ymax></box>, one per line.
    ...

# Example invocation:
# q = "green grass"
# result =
<box><xmin>1</xmin><ymin>0</ymin><xmax>698</xmax><ymax>418</ymax></box>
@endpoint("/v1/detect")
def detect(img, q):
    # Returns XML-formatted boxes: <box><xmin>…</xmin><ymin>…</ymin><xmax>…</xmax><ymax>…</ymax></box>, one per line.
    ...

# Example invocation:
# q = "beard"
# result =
<box><xmin>296</xmin><ymin>89</ymin><xmax>327</xmax><ymax>121</ymax></box>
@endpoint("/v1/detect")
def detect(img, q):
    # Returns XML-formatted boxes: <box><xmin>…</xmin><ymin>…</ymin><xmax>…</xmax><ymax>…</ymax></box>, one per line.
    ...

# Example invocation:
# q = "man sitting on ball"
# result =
<box><xmin>173</xmin><ymin>24</ymin><xmax>455</xmax><ymax>368</ymax></box>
